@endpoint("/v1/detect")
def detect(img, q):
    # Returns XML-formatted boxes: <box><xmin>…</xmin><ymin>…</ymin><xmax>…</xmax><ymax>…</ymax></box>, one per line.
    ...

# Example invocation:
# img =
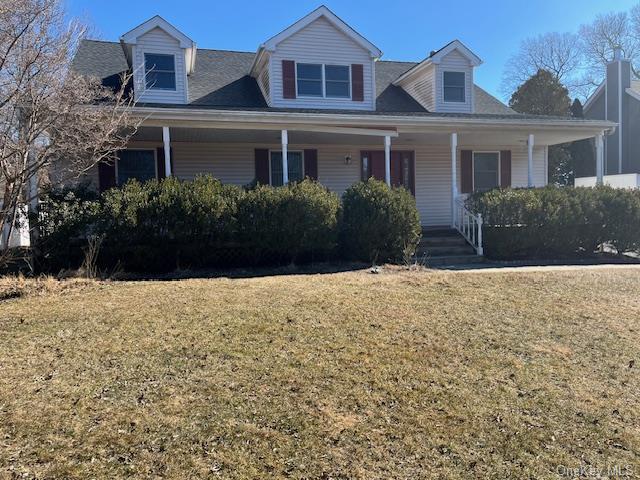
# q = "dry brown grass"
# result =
<box><xmin>0</xmin><ymin>267</ymin><xmax>639</xmax><ymax>479</ymax></box>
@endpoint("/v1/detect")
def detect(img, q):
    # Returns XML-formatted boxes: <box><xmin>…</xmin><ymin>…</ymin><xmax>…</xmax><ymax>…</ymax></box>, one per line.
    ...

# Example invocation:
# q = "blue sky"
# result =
<box><xmin>67</xmin><ymin>0</ymin><xmax>638</xmax><ymax>101</ymax></box>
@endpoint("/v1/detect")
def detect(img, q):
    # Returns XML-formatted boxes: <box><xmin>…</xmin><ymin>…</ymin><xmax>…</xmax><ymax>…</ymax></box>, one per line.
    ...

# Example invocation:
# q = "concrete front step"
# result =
<box><xmin>422</xmin><ymin>254</ymin><xmax>486</xmax><ymax>266</ymax></box>
<box><xmin>419</xmin><ymin>236</ymin><xmax>469</xmax><ymax>247</ymax></box>
<box><xmin>417</xmin><ymin>244</ymin><xmax>476</xmax><ymax>256</ymax></box>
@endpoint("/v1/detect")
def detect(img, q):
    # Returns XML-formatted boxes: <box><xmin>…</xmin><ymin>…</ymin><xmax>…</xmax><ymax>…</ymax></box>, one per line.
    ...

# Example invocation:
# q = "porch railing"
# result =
<box><xmin>453</xmin><ymin>197</ymin><xmax>483</xmax><ymax>256</ymax></box>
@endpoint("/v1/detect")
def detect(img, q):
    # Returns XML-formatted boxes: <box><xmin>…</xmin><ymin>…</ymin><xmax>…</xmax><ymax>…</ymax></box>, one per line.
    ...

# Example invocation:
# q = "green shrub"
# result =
<box><xmin>237</xmin><ymin>180</ymin><xmax>340</xmax><ymax>264</ymax></box>
<box><xmin>98</xmin><ymin>175</ymin><xmax>241</xmax><ymax>271</ymax></box>
<box><xmin>35</xmin><ymin>183</ymin><xmax>101</xmax><ymax>271</ymax></box>
<box><xmin>467</xmin><ymin>186</ymin><xmax>640</xmax><ymax>259</ymax></box>
<box><xmin>35</xmin><ymin>176</ymin><xmax>420</xmax><ymax>273</ymax></box>
<box><xmin>340</xmin><ymin>178</ymin><xmax>421</xmax><ymax>263</ymax></box>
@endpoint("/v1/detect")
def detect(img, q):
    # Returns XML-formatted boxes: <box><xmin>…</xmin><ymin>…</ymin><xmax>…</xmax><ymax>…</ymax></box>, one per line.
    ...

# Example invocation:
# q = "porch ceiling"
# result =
<box><xmin>132</xmin><ymin>125</ymin><xmax>602</xmax><ymax>147</ymax></box>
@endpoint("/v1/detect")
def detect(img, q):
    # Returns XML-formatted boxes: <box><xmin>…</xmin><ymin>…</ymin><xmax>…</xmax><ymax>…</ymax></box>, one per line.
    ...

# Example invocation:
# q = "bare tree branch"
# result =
<box><xmin>0</xmin><ymin>0</ymin><xmax>139</xmax><ymax>263</ymax></box>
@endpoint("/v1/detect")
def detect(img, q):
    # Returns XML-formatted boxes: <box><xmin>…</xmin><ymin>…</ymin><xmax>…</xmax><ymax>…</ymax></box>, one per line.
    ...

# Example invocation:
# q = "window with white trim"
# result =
<box><xmin>270</xmin><ymin>151</ymin><xmax>304</xmax><ymax>186</ymax></box>
<box><xmin>473</xmin><ymin>152</ymin><xmax>499</xmax><ymax>192</ymax></box>
<box><xmin>144</xmin><ymin>53</ymin><xmax>176</xmax><ymax>90</ymax></box>
<box><xmin>296</xmin><ymin>64</ymin><xmax>323</xmax><ymax>97</ymax></box>
<box><xmin>117</xmin><ymin>150</ymin><xmax>157</xmax><ymax>185</ymax></box>
<box><xmin>443</xmin><ymin>71</ymin><xmax>465</xmax><ymax>102</ymax></box>
<box><xmin>296</xmin><ymin>63</ymin><xmax>351</xmax><ymax>98</ymax></box>
<box><xmin>325</xmin><ymin>65</ymin><xmax>350</xmax><ymax>98</ymax></box>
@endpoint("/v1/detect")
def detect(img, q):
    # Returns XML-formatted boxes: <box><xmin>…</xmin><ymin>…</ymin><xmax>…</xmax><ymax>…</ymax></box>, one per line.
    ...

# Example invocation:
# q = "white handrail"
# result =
<box><xmin>453</xmin><ymin>197</ymin><xmax>483</xmax><ymax>256</ymax></box>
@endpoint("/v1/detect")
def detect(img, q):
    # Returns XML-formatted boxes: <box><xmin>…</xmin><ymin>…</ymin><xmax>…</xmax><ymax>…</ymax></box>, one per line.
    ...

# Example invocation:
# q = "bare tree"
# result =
<box><xmin>0</xmin><ymin>0</ymin><xmax>138</xmax><ymax>265</ymax></box>
<box><xmin>501</xmin><ymin>32</ymin><xmax>585</xmax><ymax>98</ymax></box>
<box><xmin>579</xmin><ymin>10</ymin><xmax>640</xmax><ymax>88</ymax></box>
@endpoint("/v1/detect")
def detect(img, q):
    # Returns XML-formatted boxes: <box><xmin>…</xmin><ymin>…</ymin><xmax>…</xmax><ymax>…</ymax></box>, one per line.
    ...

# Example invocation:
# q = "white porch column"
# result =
<box><xmin>450</xmin><ymin>132</ymin><xmax>458</xmax><ymax>228</ymax></box>
<box><xmin>595</xmin><ymin>132</ymin><xmax>604</xmax><ymax>185</ymax></box>
<box><xmin>527</xmin><ymin>133</ymin><xmax>534</xmax><ymax>187</ymax></box>
<box><xmin>162</xmin><ymin>126</ymin><xmax>172</xmax><ymax>177</ymax></box>
<box><xmin>384</xmin><ymin>135</ymin><xmax>391</xmax><ymax>186</ymax></box>
<box><xmin>281</xmin><ymin>129</ymin><xmax>289</xmax><ymax>184</ymax></box>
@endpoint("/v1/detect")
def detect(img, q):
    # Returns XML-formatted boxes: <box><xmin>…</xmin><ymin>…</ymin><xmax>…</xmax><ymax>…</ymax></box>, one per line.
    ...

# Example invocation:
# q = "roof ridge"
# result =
<box><xmin>81</xmin><ymin>38</ymin><xmax>256</xmax><ymax>55</ymax></box>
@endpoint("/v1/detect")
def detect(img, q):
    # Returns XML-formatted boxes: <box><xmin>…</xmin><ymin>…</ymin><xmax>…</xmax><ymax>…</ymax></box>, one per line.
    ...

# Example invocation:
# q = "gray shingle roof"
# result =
<box><xmin>73</xmin><ymin>39</ymin><xmax>514</xmax><ymax>115</ymax></box>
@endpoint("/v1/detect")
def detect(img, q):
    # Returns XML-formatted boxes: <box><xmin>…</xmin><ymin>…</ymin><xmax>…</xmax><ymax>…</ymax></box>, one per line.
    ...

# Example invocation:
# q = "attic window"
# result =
<box><xmin>145</xmin><ymin>53</ymin><xmax>176</xmax><ymax>90</ymax></box>
<box><xmin>443</xmin><ymin>71</ymin><xmax>465</xmax><ymax>102</ymax></box>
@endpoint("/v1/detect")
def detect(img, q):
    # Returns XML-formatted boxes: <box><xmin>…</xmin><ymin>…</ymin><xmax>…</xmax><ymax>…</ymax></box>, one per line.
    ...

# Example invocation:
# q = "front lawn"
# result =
<box><xmin>1</xmin><ymin>268</ymin><xmax>639</xmax><ymax>478</ymax></box>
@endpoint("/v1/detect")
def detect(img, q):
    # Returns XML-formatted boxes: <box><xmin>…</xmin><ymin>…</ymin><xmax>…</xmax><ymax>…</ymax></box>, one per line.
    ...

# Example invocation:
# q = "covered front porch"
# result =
<box><xmin>108</xmin><ymin>110</ymin><xmax>613</xmax><ymax>231</ymax></box>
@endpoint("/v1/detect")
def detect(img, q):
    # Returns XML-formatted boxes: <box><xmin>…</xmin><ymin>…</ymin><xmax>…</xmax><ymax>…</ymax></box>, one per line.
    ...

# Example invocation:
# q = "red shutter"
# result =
<box><xmin>351</xmin><ymin>64</ymin><xmax>364</xmax><ymax>101</ymax></box>
<box><xmin>461</xmin><ymin>150</ymin><xmax>473</xmax><ymax>194</ymax></box>
<box><xmin>156</xmin><ymin>148</ymin><xmax>166</xmax><ymax>178</ymax></box>
<box><xmin>98</xmin><ymin>160</ymin><xmax>116</xmax><ymax>192</ymax></box>
<box><xmin>500</xmin><ymin>150</ymin><xmax>511</xmax><ymax>188</ymax></box>
<box><xmin>304</xmin><ymin>149</ymin><xmax>318</xmax><ymax>180</ymax></box>
<box><xmin>156</xmin><ymin>147</ymin><xmax>174</xmax><ymax>179</ymax></box>
<box><xmin>255</xmin><ymin>149</ymin><xmax>270</xmax><ymax>184</ymax></box>
<box><xmin>370</xmin><ymin>151</ymin><xmax>385</xmax><ymax>181</ymax></box>
<box><xmin>282</xmin><ymin>60</ymin><xmax>296</xmax><ymax>99</ymax></box>
<box><xmin>390</xmin><ymin>151</ymin><xmax>402</xmax><ymax>187</ymax></box>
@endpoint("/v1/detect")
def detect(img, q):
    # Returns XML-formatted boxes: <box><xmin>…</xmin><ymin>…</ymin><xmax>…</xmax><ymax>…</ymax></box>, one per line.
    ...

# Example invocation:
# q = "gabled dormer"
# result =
<box><xmin>250</xmin><ymin>6</ymin><xmax>382</xmax><ymax>111</ymax></box>
<box><xmin>393</xmin><ymin>40</ymin><xmax>482</xmax><ymax>114</ymax></box>
<box><xmin>120</xmin><ymin>15</ymin><xmax>196</xmax><ymax>104</ymax></box>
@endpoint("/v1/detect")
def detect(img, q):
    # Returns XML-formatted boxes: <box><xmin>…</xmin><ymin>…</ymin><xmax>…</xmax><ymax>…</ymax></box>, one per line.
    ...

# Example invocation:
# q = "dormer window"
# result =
<box><xmin>325</xmin><ymin>65</ymin><xmax>350</xmax><ymax>98</ymax></box>
<box><xmin>296</xmin><ymin>63</ymin><xmax>351</xmax><ymax>98</ymax></box>
<box><xmin>297</xmin><ymin>63</ymin><xmax>323</xmax><ymax>96</ymax></box>
<box><xmin>443</xmin><ymin>71</ymin><xmax>465</xmax><ymax>102</ymax></box>
<box><xmin>145</xmin><ymin>53</ymin><xmax>176</xmax><ymax>90</ymax></box>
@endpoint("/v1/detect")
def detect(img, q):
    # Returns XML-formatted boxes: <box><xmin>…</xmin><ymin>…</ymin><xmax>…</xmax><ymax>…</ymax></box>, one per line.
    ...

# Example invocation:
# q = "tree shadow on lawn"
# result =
<box><xmin>111</xmin><ymin>261</ymin><xmax>372</xmax><ymax>281</ymax></box>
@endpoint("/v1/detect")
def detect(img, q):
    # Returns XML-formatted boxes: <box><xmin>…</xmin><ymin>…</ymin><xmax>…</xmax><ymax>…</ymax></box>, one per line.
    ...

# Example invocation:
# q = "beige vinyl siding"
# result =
<box><xmin>133</xmin><ymin>27</ymin><xmax>187</xmax><ymax>104</ymax></box>
<box><xmin>401</xmin><ymin>64</ymin><xmax>436</xmax><ymax>111</ymax></box>
<box><xmin>435</xmin><ymin>50</ymin><xmax>474</xmax><ymax>113</ymax></box>
<box><xmin>253</xmin><ymin>52</ymin><xmax>272</xmax><ymax>106</ymax></box>
<box><xmin>82</xmin><ymin>141</ymin><xmax>548</xmax><ymax>227</ymax></box>
<box><xmin>270</xmin><ymin>16</ymin><xmax>375</xmax><ymax>110</ymax></box>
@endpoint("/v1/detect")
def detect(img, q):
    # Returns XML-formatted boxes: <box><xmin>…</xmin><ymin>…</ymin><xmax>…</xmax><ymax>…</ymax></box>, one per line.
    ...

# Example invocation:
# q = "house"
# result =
<box><xmin>69</xmin><ymin>5</ymin><xmax>614</xmax><ymax>256</ymax></box>
<box><xmin>576</xmin><ymin>47</ymin><xmax>640</xmax><ymax>188</ymax></box>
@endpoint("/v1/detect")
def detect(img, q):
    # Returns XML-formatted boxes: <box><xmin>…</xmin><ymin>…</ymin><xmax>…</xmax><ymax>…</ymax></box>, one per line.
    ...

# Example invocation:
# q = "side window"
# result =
<box><xmin>144</xmin><ymin>53</ymin><xmax>176</xmax><ymax>90</ymax></box>
<box><xmin>443</xmin><ymin>71</ymin><xmax>465</xmax><ymax>102</ymax></box>
<box><xmin>296</xmin><ymin>64</ymin><xmax>322</xmax><ymax>97</ymax></box>
<box><xmin>473</xmin><ymin>152</ymin><xmax>499</xmax><ymax>192</ymax></box>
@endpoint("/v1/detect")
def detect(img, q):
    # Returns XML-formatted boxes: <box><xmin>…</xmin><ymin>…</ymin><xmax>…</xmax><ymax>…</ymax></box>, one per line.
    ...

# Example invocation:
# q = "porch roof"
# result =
<box><xmin>134</xmin><ymin>106</ymin><xmax>616</xmax><ymax>146</ymax></box>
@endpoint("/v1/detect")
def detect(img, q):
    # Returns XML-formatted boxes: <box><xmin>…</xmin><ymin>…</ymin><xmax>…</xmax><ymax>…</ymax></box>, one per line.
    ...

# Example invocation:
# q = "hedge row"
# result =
<box><xmin>35</xmin><ymin>176</ymin><xmax>421</xmax><ymax>272</ymax></box>
<box><xmin>466</xmin><ymin>186</ymin><xmax>640</xmax><ymax>259</ymax></box>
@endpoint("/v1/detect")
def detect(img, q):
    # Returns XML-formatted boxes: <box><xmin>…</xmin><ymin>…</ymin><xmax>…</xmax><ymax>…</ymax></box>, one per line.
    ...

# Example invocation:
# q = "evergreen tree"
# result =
<box><xmin>509</xmin><ymin>69</ymin><xmax>571</xmax><ymax>116</ymax></box>
<box><xmin>509</xmin><ymin>70</ymin><xmax>573</xmax><ymax>185</ymax></box>
<box><xmin>569</xmin><ymin>99</ymin><xmax>596</xmax><ymax>179</ymax></box>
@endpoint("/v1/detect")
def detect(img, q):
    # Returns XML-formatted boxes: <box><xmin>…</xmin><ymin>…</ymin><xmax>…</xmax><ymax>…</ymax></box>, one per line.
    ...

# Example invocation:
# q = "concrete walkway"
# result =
<box><xmin>435</xmin><ymin>262</ymin><xmax>640</xmax><ymax>273</ymax></box>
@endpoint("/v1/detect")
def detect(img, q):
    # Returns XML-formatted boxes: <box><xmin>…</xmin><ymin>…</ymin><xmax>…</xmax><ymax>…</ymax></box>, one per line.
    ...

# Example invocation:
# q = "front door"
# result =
<box><xmin>361</xmin><ymin>150</ymin><xmax>415</xmax><ymax>195</ymax></box>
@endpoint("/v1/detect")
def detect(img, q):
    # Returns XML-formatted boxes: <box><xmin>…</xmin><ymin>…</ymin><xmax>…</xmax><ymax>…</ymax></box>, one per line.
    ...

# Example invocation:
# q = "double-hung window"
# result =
<box><xmin>325</xmin><ymin>65</ymin><xmax>350</xmax><ymax>98</ymax></box>
<box><xmin>144</xmin><ymin>53</ymin><xmax>176</xmax><ymax>90</ymax></box>
<box><xmin>117</xmin><ymin>150</ymin><xmax>157</xmax><ymax>185</ymax></box>
<box><xmin>296</xmin><ymin>63</ymin><xmax>351</xmax><ymax>98</ymax></box>
<box><xmin>296</xmin><ymin>64</ymin><xmax>323</xmax><ymax>97</ymax></box>
<box><xmin>473</xmin><ymin>152</ymin><xmax>500</xmax><ymax>192</ymax></box>
<box><xmin>443</xmin><ymin>71</ymin><xmax>465</xmax><ymax>102</ymax></box>
<box><xmin>270</xmin><ymin>151</ymin><xmax>304</xmax><ymax>186</ymax></box>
